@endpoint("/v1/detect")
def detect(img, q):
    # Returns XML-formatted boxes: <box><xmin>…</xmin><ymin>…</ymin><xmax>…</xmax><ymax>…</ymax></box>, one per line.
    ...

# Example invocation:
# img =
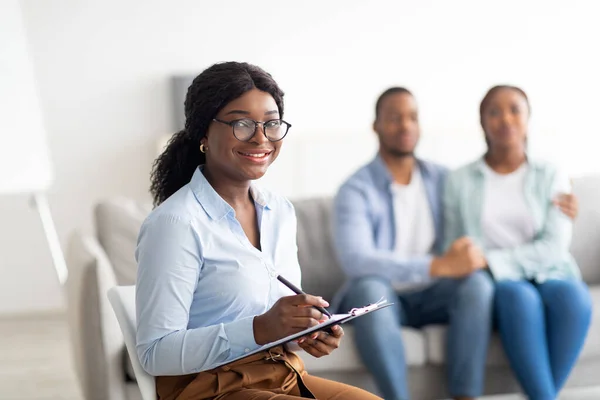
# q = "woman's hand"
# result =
<box><xmin>297</xmin><ymin>325</ymin><xmax>344</xmax><ymax>358</ymax></box>
<box><xmin>253</xmin><ymin>294</ymin><xmax>329</xmax><ymax>345</ymax></box>
<box><xmin>554</xmin><ymin>193</ymin><xmax>579</xmax><ymax>220</ymax></box>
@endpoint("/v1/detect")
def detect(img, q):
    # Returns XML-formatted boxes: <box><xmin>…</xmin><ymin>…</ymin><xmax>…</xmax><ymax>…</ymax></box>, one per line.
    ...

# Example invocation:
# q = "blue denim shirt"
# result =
<box><xmin>333</xmin><ymin>155</ymin><xmax>448</xmax><ymax>294</ymax></box>
<box><xmin>443</xmin><ymin>158</ymin><xmax>581</xmax><ymax>282</ymax></box>
<box><xmin>135</xmin><ymin>167</ymin><xmax>302</xmax><ymax>376</ymax></box>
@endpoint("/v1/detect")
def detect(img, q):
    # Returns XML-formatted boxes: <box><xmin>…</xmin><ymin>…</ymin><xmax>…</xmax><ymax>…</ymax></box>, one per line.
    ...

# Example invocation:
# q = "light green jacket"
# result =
<box><xmin>443</xmin><ymin>158</ymin><xmax>581</xmax><ymax>282</ymax></box>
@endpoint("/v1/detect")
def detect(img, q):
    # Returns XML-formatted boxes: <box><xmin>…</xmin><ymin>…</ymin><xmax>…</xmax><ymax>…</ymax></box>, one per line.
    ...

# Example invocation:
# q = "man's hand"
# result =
<box><xmin>431</xmin><ymin>236</ymin><xmax>486</xmax><ymax>278</ymax></box>
<box><xmin>253</xmin><ymin>294</ymin><xmax>329</xmax><ymax>345</ymax></box>
<box><xmin>554</xmin><ymin>193</ymin><xmax>579</xmax><ymax>220</ymax></box>
<box><xmin>297</xmin><ymin>325</ymin><xmax>344</xmax><ymax>358</ymax></box>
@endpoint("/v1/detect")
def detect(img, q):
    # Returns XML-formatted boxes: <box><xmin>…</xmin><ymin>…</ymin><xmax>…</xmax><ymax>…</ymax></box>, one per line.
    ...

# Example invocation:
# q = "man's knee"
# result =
<box><xmin>346</xmin><ymin>276</ymin><xmax>394</xmax><ymax>299</ymax></box>
<box><xmin>342</xmin><ymin>277</ymin><xmax>398</xmax><ymax>321</ymax></box>
<box><xmin>456</xmin><ymin>270</ymin><xmax>495</xmax><ymax>306</ymax></box>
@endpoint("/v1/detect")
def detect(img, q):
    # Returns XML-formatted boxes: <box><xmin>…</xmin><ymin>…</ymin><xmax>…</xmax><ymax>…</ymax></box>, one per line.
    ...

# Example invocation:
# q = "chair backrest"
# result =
<box><xmin>107</xmin><ymin>286</ymin><xmax>157</xmax><ymax>400</ymax></box>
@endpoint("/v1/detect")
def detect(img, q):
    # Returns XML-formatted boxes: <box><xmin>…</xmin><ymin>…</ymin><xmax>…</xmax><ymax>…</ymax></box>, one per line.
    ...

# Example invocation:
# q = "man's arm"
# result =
<box><xmin>332</xmin><ymin>182</ymin><xmax>432</xmax><ymax>284</ymax></box>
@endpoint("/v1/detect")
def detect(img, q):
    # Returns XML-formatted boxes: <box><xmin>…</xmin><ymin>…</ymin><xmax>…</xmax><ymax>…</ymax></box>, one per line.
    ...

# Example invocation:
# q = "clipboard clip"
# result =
<box><xmin>349</xmin><ymin>297</ymin><xmax>388</xmax><ymax>316</ymax></box>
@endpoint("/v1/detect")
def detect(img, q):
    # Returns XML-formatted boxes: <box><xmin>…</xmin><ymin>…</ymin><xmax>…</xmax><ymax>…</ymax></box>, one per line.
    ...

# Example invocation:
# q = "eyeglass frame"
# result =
<box><xmin>212</xmin><ymin>117</ymin><xmax>292</xmax><ymax>142</ymax></box>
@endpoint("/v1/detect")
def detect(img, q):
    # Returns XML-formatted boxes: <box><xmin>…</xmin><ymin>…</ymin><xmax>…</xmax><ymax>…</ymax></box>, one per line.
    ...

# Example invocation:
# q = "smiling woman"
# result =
<box><xmin>150</xmin><ymin>63</ymin><xmax>286</xmax><ymax>207</ymax></box>
<box><xmin>137</xmin><ymin>62</ymin><xmax>381</xmax><ymax>400</ymax></box>
<box><xmin>200</xmin><ymin>88</ymin><xmax>290</xmax><ymax>185</ymax></box>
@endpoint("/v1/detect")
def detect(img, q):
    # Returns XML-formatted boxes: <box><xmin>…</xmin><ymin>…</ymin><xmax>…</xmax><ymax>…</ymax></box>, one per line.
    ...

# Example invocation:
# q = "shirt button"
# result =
<box><xmin>245</xmin><ymin>348</ymin><xmax>250</xmax><ymax>353</ymax></box>
<box><xmin>270</xmin><ymin>270</ymin><xmax>277</xmax><ymax>278</ymax></box>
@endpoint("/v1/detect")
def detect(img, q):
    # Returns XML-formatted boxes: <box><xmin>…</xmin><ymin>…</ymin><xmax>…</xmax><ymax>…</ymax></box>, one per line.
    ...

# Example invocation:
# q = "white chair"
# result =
<box><xmin>107</xmin><ymin>286</ymin><xmax>158</xmax><ymax>400</ymax></box>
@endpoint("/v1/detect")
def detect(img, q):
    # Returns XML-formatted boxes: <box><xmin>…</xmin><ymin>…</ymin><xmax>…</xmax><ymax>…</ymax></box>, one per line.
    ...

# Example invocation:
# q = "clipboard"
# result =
<box><xmin>217</xmin><ymin>298</ymin><xmax>393</xmax><ymax>367</ymax></box>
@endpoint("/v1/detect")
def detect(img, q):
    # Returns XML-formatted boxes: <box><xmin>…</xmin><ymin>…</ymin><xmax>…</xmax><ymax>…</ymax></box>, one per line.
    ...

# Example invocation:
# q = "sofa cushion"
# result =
<box><xmin>579</xmin><ymin>285</ymin><xmax>600</xmax><ymax>361</ymax></box>
<box><xmin>292</xmin><ymin>197</ymin><xmax>346</xmax><ymax>303</ymax></box>
<box><xmin>95</xmin><ymin>198</ymin><xmax>152</xmax><ymax>285</ymax></box>
<box><xmin>299</xmin><ymin>326</ymin><xmax>426</xmax><ymax>373</ymax></box>
<box><xmin>571</xmin><ymin>176</ymin><xmax>600</xmax><ymax>285</ymax></box>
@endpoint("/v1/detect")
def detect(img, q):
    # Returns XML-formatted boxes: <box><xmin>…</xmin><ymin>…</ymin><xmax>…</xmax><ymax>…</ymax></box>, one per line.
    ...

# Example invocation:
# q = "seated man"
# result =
<box><xmin>332</xmin><ymin>87</ymin><xmax>578</xmax><ymax>400</ymax></box>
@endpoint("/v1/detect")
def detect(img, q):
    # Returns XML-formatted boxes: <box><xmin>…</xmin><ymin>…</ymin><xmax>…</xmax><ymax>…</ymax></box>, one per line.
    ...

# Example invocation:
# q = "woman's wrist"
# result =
<box><xmin>252</xmin><ymin>315</ymin><xmax>269</xmax><ymax>345</ymax></box>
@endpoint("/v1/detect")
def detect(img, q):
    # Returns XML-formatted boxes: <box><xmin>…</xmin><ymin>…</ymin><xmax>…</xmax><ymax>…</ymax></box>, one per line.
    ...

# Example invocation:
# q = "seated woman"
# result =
<box><xmin>134</xmin><ymin>62</ymin><xmax>381</xmax><ymax>400</ymax></box>
<box><xmin>443</xmin><ymin>85</ymin><xmax>592</xmax><ymax>400</ymax></box>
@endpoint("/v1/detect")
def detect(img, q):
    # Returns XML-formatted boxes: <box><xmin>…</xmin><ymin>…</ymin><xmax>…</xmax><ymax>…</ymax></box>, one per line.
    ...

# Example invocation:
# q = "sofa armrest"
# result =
<box><xmin>66</xmin><ymin>232</ymin><xmax>128</xmax><ymax>400</ymax></box>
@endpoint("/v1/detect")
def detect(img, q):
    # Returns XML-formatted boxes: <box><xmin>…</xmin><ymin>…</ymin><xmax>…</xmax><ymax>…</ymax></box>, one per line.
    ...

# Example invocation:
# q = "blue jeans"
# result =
<box><xmin>495</xmin><ymin>280</ymin><xmax>592</xmax><ymax>400</ymax></box>
<box><xmin>340</xmin><ymin>271</ymin><xmax>494</xmax><ymax>400</ymax></box>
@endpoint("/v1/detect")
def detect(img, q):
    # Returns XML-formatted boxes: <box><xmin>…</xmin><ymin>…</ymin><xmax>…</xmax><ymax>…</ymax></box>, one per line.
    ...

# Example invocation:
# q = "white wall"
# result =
<box><xmin>1</xmin><ymin>0</ymin><xmax>599</xmax><ymax>314</ymax></box>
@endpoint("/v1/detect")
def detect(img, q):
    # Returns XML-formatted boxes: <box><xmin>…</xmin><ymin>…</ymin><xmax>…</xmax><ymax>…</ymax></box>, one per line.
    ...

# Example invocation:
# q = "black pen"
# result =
<box><xmin>276</xmin><ymin>275</ymin><xmax>332</xmax><ymax>318</ymax></box>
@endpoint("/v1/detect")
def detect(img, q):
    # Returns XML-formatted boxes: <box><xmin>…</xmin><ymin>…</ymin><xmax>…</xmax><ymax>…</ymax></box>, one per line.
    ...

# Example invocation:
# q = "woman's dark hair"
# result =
<box><xmin>480</xmin><ymin>85</ymin><xmax>530</xmax><ymax>149</ymax></box>
<box><xmin>375</xmin><ymin>87</ymin><xmax>412</xmax><ymax>119</ymax></box>
<box><xmin>150</xmin><ymin>62</ymin><xmax>285</xmax><ymax>206</ymax></box>
<box><xmin>479</xmin><ymin>85</ymin><xmax>530</xmax><ymax>126</ymax></box>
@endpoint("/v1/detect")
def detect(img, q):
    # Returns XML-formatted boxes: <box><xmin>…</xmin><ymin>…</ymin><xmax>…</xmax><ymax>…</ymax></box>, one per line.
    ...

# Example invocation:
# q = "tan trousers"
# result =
<box><xmin>155</xmin><ymin>346</ymin><xmax>381</xmax><ymax>400</ymax></box>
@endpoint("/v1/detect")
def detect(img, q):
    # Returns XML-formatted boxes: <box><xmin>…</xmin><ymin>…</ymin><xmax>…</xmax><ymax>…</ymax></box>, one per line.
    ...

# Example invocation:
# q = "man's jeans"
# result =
<box><xmin>340</xmin><ymin>271</ymin><xmax>494</xmax><ymax>400</ymax></box>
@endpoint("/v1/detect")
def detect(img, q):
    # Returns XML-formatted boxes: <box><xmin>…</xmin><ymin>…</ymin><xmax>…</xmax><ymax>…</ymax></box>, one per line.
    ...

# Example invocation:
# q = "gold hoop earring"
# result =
<box><xmin>200</xmin><ymin>143</ymin><xmax>207</xmax><ymax>153</ymax></box>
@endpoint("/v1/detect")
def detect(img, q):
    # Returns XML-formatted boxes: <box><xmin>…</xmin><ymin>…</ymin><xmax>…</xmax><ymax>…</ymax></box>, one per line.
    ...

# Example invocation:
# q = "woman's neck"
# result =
<box><xmin>202</xmin><ymin>166</ymin><xmax>253</xmax><ymax>209</ymax></box>
<box><xmin>484</xmin><ymin>146</ymin><xmax>527</xmax><ymax>174</ymax></box>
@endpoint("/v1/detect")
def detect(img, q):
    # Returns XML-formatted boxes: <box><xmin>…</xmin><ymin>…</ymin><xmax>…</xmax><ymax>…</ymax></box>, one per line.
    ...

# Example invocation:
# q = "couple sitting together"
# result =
<box><xmin>135</xmin><ymin>61</ymin><xmax>591</xmax><ymax>400</ymax></box>
<box><xmin>334</xmin><ymin>86</ymin><xmax>591</xmax><ymax>400</ymax></box>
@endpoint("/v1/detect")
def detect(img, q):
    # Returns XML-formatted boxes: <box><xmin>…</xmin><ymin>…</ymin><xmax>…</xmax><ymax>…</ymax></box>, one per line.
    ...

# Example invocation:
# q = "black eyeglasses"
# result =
<box><xmin>213</xmin><ymin>118</ymin><xmax>292</xmax><ymax>142</ymax></box>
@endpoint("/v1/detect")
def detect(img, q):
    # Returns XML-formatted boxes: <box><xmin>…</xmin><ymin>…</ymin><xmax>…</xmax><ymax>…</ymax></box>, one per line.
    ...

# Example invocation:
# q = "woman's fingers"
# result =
<box><xmin>298</xmin><ymin>326</ymin><xmax>344</xmax><ymax>358</ymax></box>
<box><xmin>298</xmin><ymin>338</ymin><xmax>329</xmax><ymax>357</ymax></box>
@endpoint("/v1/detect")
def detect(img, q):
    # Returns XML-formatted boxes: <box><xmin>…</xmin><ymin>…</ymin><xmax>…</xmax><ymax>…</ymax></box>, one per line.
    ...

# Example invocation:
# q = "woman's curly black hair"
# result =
<box><xmin>150</xmin><ymin>62</ymin><xmax>285</xmax><ymax>206</ymax></box>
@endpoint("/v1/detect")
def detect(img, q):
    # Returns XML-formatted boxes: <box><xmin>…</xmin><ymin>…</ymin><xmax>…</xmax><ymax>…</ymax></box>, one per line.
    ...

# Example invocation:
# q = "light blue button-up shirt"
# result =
<box><xmin>135</xmin><ymin>167</ymin><xmax>302</xmax><ymax>376</ymax></box>
<box><xmin>330</xmin><ymin>155</ymin><xmax>448</xmax><ymax>310</ymax></box>
<box><xmin>333</xmin><ymin>155</ymin><xmax>447</xmax><ymax>285</ymax></box>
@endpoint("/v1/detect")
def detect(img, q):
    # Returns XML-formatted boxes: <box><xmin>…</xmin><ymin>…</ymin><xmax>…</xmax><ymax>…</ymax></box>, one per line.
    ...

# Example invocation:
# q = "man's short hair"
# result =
<box><xmin>375</xmin><ymin>87</ymin><xmax>413</xmax><ymax>119</ymax></box>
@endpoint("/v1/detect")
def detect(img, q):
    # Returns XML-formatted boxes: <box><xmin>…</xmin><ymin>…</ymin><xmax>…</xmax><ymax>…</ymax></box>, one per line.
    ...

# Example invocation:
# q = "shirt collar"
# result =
<box><xmin>390</xmin><ymin>165</ymin><xmax>421</xmax><ymax>189</ymax></box>
<box><xmin>474</xmin><ymin>155</ymin><xmax>535</xmax><ymax>175</ymax></box>
<box><xmin>370</xmin><ymin>153</ymin><xmax>394</xmax><ymax>189</ymax></box>
<box><xmin>189</xmin><ymin>166</ymin><xmax>271</xmax><ymax>220</ymax></box>
<box><xmin>370</xmin><ymin>153</ymin><xmax>428</xmax><ymax>190</ymax></box>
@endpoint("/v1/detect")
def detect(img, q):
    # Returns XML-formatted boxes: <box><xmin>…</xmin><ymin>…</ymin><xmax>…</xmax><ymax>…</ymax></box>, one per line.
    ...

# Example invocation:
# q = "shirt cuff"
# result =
<box><xmin>393</xmin><ymin>255</ymin><xmax>434</xmax><ymax>287</ymax></box>
<box><xmin>414</xmin><ymin>255</ymin><xmax>434</xmax><ymax>282</ymax></box>
<box><xmin>223</xmin><ymin>316</ymin><xmax>259</xmax><ymax>359</ymax></box>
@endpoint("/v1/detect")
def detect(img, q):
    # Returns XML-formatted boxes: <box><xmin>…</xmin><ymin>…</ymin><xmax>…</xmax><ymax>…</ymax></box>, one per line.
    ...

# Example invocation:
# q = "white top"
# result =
<box><xmin>481</xmin><ymin>162</ymin><xmax>536</xmax><ymax>250</ymax></box>
<box><xmin>390</xmin><ymin>167</ymin><xmax>436</xmax><ymax>257</ymax></box>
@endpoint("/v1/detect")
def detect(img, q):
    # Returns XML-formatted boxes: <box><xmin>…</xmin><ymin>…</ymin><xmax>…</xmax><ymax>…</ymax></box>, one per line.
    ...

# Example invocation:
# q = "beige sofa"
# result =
<box><xmin>66</xmin><ymin>176</ymin><xmax>600</xmax><ymax>400</ymax></box>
